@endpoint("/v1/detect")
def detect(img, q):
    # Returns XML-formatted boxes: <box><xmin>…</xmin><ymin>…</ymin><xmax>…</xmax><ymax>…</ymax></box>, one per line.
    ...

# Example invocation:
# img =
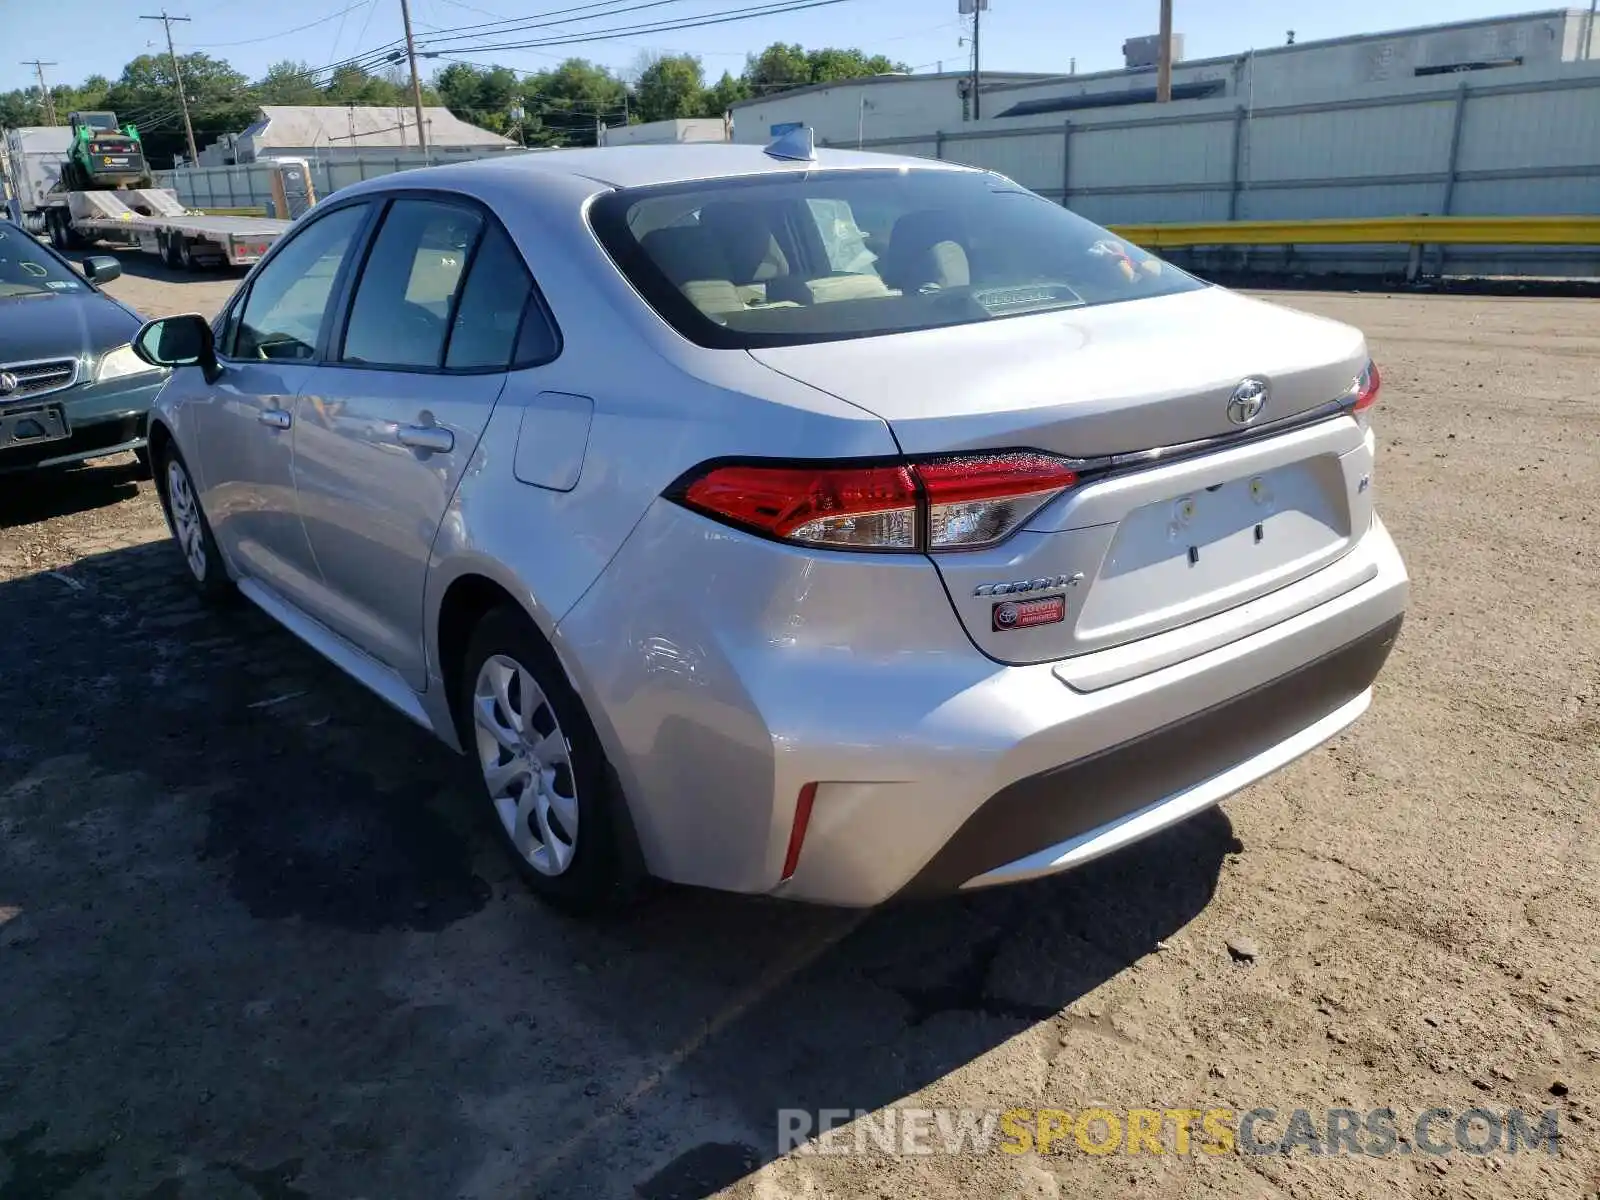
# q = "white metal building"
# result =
<box><xmin>599</xmin><ymin>117</ymin><xmax>729</xmax><ymax>146</ymax></box>
<box><xmin>730</xmin><ymin>10</ymin><xmax>1600</xmax><ymax>145</ymax></box>
<box><xmin>728</xmin><ymin>71</ymin><xmax>1056</xmax><ymax>146</ymax></box>
<box><xmin>196</xmin><ymin>105</ymin><xmax>514</xmax><ymax>165</ymax></box>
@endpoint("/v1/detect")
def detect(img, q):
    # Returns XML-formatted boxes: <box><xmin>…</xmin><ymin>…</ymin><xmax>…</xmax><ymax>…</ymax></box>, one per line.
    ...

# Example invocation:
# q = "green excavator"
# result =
<box><xmin>59</xmin><ymin>111</ymin><xmax>153</xmax><ymax>191</ymax></box>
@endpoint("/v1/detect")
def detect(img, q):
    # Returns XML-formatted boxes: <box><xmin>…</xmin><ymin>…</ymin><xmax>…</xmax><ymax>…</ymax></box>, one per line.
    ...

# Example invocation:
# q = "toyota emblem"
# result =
<box><xmin>1227</xmin><ymin>378</ymin><xmax>1269</xmax><ymax>426</ymax></box>
<box><xmin>0</xmin><ymin>372</ymin><xmax>18</xmax><ymax>397</ymax></box>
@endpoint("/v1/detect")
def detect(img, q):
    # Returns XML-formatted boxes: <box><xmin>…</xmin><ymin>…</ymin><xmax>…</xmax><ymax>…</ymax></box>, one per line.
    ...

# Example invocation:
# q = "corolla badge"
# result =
<box><xmin>973</xmin><ymin>573</ymin><xmax>1083</xmax><ymax>597</ymax></box>
<box><xmin>1227</xmin><ymin>377</ymin><xmax>1270</xmax><ymax>426</ymax></box>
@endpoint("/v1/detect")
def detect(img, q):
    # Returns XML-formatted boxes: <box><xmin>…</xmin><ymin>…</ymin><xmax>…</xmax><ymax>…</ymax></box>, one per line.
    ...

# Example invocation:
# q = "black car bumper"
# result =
<box><xmin>899</xmin><ymin>615</ymin><xmax>1404</xmax><ymax>897</ymax></box>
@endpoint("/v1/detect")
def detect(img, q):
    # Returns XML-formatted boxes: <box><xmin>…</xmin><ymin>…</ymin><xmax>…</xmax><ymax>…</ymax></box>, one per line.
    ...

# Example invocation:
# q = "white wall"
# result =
<box><xmin>732</xmin><ymin>76</ymin><xmax>974</xmax><ymax>146</ymax></box>
<box><xmin>601</xmin><ymin>118</ymin><xmax>728</xmax><ymax>146</ymax></box>
<box><xmin>985</xmin><ymin>10</ymin><xmax>1586</xmax><ymax>116</ymax></box>
<box><xmin>838</xmin><ymin>60</ymin><xmax>1600</xmax><ymax>277</ymax></box>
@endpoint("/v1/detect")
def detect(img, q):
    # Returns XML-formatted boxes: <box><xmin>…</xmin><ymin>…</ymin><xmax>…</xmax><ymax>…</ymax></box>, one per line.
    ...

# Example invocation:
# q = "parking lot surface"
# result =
<box><xmin>1</xmin><ymin>258</ymin><xmax>1597</xmax><ymax>1199</ymax></box>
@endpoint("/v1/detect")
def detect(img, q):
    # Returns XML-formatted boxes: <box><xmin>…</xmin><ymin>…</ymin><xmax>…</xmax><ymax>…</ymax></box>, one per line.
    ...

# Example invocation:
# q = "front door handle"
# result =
<box><xmin>396</xmin><ymin>423</ymin><xmax>454</xmax><ymax>453</ymax></box>
<box><xmin>258</xmin><ymin>408</ymin><xmax>292</xmax><ymax>430</ymax></box>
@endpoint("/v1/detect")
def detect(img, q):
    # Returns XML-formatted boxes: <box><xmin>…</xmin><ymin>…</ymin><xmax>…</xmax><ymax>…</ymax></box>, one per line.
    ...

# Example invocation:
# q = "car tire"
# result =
<box><xmin>157</xmin><ymin>444</ymin><xmax>234</xmax><ymax>605</ymax></box>
<box><xmin>457</xmin><ymin>605</ymin><xmax>640</xmax><ymax>914</ymax></box>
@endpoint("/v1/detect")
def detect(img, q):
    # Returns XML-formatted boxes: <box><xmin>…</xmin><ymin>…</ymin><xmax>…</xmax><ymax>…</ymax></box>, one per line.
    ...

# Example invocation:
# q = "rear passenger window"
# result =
<box><xmin>342</xmin><ymin>199</ymin><xmax>483</xmax><ymax>369</ymax></box>
<box><xmin>445</xmin><ymin>223</ymin><xmax>533</xmax><ymax>370</ymax></box>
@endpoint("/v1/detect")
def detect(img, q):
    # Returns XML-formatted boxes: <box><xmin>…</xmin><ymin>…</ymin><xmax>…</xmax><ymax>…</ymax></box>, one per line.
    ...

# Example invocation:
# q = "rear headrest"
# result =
<box><xmin>698</xmin><ymin>202</ymin><xmax>789</xmax><ymax>284</ymax></box>
<box><xmin>881</xmin><ymin>210</ymin><xmax>970</xmax><ymax>291</ymax></box>
<box><xmin>640</xmin><ymin>225</ymin><xmax>728</xmax><ymax>286</ymax></box>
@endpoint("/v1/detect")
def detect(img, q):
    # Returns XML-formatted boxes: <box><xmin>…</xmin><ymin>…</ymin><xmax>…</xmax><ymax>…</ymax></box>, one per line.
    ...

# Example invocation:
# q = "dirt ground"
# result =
<box><xmin>1</xmin><ymin>258</ymin><xmax>1596</xmax><ymax>1200</ymax></box>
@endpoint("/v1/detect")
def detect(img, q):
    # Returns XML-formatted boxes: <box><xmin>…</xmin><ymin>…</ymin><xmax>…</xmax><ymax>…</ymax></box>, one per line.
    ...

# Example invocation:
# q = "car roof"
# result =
<box><xmin>355</xmin><ymin>143</ymin><xmax>976</xmax><ymax>195</ymax></box>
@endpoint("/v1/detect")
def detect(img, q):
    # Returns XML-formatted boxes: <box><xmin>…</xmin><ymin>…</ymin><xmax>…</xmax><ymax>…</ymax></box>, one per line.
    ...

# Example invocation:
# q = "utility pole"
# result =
<box><xmin>397</xmin><ymin>0</ymin><xmax>429</xmax><ymax>154</ymax></box>
<box><xmin>1157</xmin><ymin>0</ymin><xmax>1174</xmax><ymax>102</ymax></box>
<box><xmin>21</xmin><ymin>61</ymin><xmax>59</xmax><ymax>125</ymax></box>
<box><xmin>970</xmin><ymin>0</ymin><xmax>982</xmax><ymax>120</ymax></box>
<box><xmin>140</xmin><ymin>12</ymin><xmax>199</xmax><ymax>164</ymax></box>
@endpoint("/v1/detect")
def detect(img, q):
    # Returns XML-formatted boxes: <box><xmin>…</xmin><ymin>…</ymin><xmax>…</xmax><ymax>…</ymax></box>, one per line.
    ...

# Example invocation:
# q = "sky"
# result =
<box><xmin>0</xmin><ymin>0</ymin><xmax>1570</xmax><ymax>96</ymax></box>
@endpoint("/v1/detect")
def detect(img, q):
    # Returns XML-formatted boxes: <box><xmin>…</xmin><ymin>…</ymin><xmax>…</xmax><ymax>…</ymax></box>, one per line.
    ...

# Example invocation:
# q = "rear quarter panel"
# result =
<box><xmin>418</xmin><ymin>171</ymin><xmax>899</xmax><ymax>732</ymax></box>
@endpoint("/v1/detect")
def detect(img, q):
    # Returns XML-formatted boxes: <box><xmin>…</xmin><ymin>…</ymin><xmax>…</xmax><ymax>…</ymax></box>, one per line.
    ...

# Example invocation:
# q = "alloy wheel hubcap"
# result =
<box><xmin>166</xmin><ymin>461</ymin><xmax>207</xmax><ymax>581</ymax></box>
<box><xmin>472</xmin><ymin>654</ymin><xmax>578</xmax><ymax>876</ymax></box>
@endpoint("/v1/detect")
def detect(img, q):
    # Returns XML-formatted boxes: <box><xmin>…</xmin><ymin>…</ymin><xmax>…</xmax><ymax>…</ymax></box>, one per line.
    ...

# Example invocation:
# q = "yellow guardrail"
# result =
<box><xmin>192</xmin><ymin>205</ymin><xmax>271</xmax><ymax>217</ymax></box>
<box><xmin>1107</xmin><ymin>216</ymin><xmax>1600</xmax><ymax>248</ymax></box>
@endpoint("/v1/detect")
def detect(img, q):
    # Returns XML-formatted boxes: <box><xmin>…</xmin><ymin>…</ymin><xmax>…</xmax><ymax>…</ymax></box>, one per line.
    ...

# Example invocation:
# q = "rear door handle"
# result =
<box><xmin>396</xmin><ymin>423</ymin><xmax>454</xmax><ymax>453</ymax></box>
<box><xmin>258</xmin><ymin>408</ymin><xmax>292</xmax><ymax>430</ymax></box>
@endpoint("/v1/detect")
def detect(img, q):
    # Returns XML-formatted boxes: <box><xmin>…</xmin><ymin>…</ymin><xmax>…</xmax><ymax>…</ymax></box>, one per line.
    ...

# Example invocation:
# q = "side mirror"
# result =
<box><xmin>82</xmin><ymin>255</ymin><xmax>122</xmax><ymax>284</ymax></box>
<box><xmin>134</xmin><ymin>313</ymin><xmax>221</xmax><ymax>382</ymax></box>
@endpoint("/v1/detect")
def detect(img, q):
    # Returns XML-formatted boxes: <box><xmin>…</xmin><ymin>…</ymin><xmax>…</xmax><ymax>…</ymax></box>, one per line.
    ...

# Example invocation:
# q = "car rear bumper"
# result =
<box><xmin>562</xmin><ymin>495</ymin><xmax>1409</xmax><ymax>906</ymax></box>
<box><xmin>900</xmin><ymin>613</ymin><xmax>1400</xmax><ymax>896</ymax></box>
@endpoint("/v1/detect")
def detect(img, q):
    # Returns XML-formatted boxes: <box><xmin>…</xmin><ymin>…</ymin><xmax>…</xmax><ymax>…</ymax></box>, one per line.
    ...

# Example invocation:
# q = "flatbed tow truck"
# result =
<box><xmin>54</xmin><ymin>187</ymin><xmax>289</xmax><ymax>270</ymax></box>
<box><xmin>2</xmin><ymin>124</ymin><xmax>290</xmax><ymax>270</ymax></box>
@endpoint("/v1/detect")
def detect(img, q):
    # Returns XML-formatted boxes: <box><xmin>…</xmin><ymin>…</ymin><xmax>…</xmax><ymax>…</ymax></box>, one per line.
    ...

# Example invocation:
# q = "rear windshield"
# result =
<box><xmin>588</xmin><ymin>167</ymin><xmax>1203</xmax><ymax>348</ymax></box>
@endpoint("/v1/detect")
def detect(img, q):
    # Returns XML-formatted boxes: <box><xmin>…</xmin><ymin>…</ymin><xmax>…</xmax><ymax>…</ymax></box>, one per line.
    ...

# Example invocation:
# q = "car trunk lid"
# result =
<box><xmin>748</xmin><ymin>287</ymin><xmax>1376</xmax><ymax>671</ymax></box>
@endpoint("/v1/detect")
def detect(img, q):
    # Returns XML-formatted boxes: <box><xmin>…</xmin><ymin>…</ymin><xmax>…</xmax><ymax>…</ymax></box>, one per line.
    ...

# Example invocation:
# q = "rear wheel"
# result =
<box><xmin>158</xmin><ymin>445</ymin><xmax>233</xmax><ymax>604</ymax></box>
<box><xmin>47</xmin><ymin>210</ymin><xmax>68</xmax><ymax>251</ymax></box>
<box><xmin>161</xmin><ymin>234</ymin><xmax>182</xmax><ymax>269</ymax></box>
<box><xmin>176</xmin><ymin>237</ymin><xmax>199</xmax><ymax>272</ymax></box>
<box><xmin>457</xmin><ymin>606</ymin><xmax>637</xmax><ymax>913</ymax></box>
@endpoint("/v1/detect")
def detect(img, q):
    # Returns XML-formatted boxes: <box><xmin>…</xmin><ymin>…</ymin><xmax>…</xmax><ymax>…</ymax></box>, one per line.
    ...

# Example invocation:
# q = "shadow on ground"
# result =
<box><xmin>0</xmin><ymin>542</ymin><xmax>1231</xmax><ymax>1200</ymax></box>
<box><xmin>63</xmin><ymin>247</ymin><xmax>247</xmax><ymax>288</ymax></box>
<box><xmin>0</xmin><ymin>457</ymin><xmax>148</xmax><ymax>529</ymax></box>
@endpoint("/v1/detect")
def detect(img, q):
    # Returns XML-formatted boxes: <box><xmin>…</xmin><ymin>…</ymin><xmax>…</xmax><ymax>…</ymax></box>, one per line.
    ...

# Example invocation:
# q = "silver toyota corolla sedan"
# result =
<box><xmin>132</xmin><ymin>134</ymin><xmax>1406</xmax><ymax>911</ymax></box>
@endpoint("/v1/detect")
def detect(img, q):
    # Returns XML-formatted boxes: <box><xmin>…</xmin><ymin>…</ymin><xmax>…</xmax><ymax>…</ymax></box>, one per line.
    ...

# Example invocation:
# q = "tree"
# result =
<box><xmin>433</xmin><ymin>61</ymin><xmax>519</xmax><ymax>134</ymax></box>
<box><xmin>102</xmin><ymin>52</ymin><xmax>255</xmax><ymax>166</ymax></box>
<box><xmin>0</xmin><ymin>90</ymin><xmax>41</xmax><ymax>128</ymax></box>
<box><xmin>698</xmin><ymin>70</ymin><xmax>751</xmax><ymax>118</ymax></box>
<box><xmin>745</xmin><ymin>42</ymin><xmax>812</xmax><ymax>94</ymax></box>
<box><xmin>257</xmin><ymin>60</ymin><xmax>324</xmax><ymax>106</ymax></box>
<box><xmin>807</xmin><ymin>48</ymin><xmax>904</xmax><ymax>82</ymax></box>
<box><xmin>741</xmin><ymin>42</ymin><xmax>909</xmax><ymax>99</ymax></box>
<box><xmin>634</xmin><ymin>54</ymin><xmax>705</xmax><ymax>123</ymax></box>
<box><xmin>520</xmin><ymin>58</ymin><xmax>627</xmax><ymax>146</ymax></box>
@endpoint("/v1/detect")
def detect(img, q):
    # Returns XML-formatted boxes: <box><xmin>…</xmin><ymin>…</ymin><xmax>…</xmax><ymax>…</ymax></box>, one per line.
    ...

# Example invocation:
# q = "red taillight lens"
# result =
<box><xmin>1352</xmin><ymin>361</ymin><xmax>1381</xmax><ymax>413</ymax></box>
<box><xmin>781</xmin><ymin>782</ymin><xmax>817</xmax><ymax>881</ymax></box>
<box><xmin>682</xmin><ymin>462</ymin><xmax>918</xmax><ymax>549</ymax></box>
<box><xmin>676</xmin><ymin>452</ymin><xmax>1078</xmax><ymax>552</ymax></box>
<box><xmin>915</xmin><ymin>453</ymin><xmax>1078</xmax><ymax>549</ymax></box>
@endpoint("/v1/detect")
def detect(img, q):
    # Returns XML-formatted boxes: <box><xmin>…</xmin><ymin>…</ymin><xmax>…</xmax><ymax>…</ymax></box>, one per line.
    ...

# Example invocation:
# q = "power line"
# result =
<box><xmin>422</xmin><ymin>0</ymin><xmax>860</xmax><ymax>57</ymax></box>
<box><xmin>393</xmin><ymin>0</ymin><xmax>700</xmax><ymax>46</ymax></box>
<box><xmin>323</xmin><ymin>0</ymin><xmax>361</xmax><ymax>71</ymax></box>
<box><xmin>348</xmin><ymin>0</ymin><xmax>386</xmax><ymax>66</ymax></box>
<box><xmin>433</xmin><ymin>0</ymin><xmax>510</xmax><ymax>17</ymax></box>
<box><xmin>174</xmin><ymin>2</ymin><xmax>372</xmax><ymax>48</ymax></box>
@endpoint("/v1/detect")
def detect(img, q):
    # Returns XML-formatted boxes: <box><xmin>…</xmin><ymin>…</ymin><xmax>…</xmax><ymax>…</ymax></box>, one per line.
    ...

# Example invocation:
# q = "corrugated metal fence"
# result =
<box><xmin>154</xmin><ymin>148</ymin><xmax>534</xmax><ymax>216</ymax></box>
<box><xmin>830</xmin><ymin>65</ymin><xmax>1600</xmax><ymax>278</ymax></box>
<box><xmin>148</xmin><ymin>66</ymin><xmax>1600</xmax><ymax>277</ymax></box>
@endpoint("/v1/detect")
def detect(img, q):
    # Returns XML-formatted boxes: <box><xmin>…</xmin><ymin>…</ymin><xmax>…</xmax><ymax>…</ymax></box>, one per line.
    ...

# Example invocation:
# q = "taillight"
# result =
<box><xmin>676</xmin><ymin>451</ymin><xmax>1078</xmax><ymax>552</ymax></box>
<box><xmin>682</xmin><ymin>462</ymin><xmax>918</xmax><ymax>550</ymax></box>
<box><xmin>917</xmin><ymin>453</ymin><xmax>1078</xmax><ymax>549</ymax></box>
<box><xmin>1351</xmin><ymin>361</ymin><xmax>1381</xmax><ymax>414</ymax></box>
